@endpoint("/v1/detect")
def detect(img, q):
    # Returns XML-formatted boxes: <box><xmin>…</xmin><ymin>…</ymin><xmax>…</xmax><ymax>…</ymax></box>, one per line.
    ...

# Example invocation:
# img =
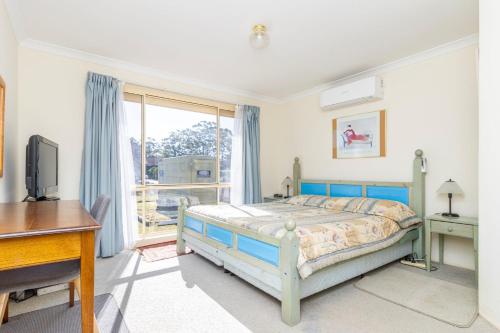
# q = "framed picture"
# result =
<box><xmin>0</xmin><ymin>76</ymin><xmax>4</xmax><ymax>177</ymax></box>
<box><xmin>332</xmin><ymin>110</ymin><xmax>386</xmax><ymax>159</ymax></box>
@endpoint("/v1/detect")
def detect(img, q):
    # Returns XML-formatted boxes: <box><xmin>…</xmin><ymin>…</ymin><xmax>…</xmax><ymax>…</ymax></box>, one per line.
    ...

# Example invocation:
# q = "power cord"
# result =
<box><xmin>401</xmin><ymin>253</ymin><xmax>438</xmax><ymax>271</ymax></box>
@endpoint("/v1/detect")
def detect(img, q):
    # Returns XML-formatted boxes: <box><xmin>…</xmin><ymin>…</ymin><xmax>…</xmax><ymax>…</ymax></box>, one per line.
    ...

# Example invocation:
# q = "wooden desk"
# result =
<box><xmin>0</xmin><ymin>200</ymin><xmax>101</xmax><ymax>333</ymax></box>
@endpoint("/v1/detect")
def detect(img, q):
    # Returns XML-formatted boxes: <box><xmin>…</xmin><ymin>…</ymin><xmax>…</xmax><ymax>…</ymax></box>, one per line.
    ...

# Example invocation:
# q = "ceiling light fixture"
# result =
<box><xmin>249</xmin><ymin>24</ymin><xmax>269</xmax><ymax>49</ymax></box>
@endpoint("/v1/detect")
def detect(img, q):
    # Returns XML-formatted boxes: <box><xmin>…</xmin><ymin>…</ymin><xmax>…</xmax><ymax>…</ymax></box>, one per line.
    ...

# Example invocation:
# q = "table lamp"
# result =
<box><xmin>437</xmin><ymin>179</ymin><xmax>463</xmax><ymax>218</ymax></box>
<box><xmin>282</xmin><ymin>177</ymin><xmax>293</xmax><ymax>198</ymax></box>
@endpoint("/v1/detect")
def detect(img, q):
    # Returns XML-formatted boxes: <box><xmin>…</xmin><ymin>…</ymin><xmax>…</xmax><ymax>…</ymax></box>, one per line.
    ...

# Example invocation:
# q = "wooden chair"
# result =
<box><xmin>0</xmin><ymin>195</ymin><xmax>111</xmax><ymax>329</ymax></box>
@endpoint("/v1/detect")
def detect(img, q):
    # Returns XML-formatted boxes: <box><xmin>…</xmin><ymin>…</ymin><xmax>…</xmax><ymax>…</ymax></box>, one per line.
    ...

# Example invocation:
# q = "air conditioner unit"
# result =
<box><xmin>320</xmin><ymin>76</ymin><xmax>384</xmax><ymax>110</ymax></box>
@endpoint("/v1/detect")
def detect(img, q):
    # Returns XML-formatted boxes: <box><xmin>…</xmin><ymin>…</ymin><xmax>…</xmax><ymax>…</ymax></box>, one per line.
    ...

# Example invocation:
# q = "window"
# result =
<box><xmin>124</xmin><ymin>85</ymin><xmax>235</xmax><ymax>238</ymax></box>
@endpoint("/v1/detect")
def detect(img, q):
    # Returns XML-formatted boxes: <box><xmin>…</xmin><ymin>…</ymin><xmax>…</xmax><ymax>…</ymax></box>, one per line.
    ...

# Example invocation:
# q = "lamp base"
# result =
<box><xmin>441</xmin><ymin>212</ymin><xmax>460</xmax><ymax>218</ymax></box>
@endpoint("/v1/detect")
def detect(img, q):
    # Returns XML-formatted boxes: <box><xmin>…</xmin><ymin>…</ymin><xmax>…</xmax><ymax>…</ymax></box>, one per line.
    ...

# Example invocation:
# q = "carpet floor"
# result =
<box><xmin>6</xmin><ymin>251</ymin><xmax>499</xmax><ymax>333</ymax></box>
<box><xmin>354</xmin><ymin>265</ymin><xmax>478</xmax><ymax>327</ymax></box>
<box><xmin>1</xmin><ymin>294</ymin><xmax>128</xmax><ymax>333</ymax></box>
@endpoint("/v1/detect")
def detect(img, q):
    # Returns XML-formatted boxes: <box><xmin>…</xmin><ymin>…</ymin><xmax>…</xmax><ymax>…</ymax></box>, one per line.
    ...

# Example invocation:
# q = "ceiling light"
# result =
<box><xmin>249</xmin><ymin>24</ymin><xmax>269</xmax><ymax>49</ymax></box>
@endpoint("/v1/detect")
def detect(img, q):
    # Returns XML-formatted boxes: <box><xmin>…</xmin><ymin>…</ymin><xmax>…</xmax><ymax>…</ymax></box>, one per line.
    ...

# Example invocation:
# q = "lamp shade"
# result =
<box><xmin>437</xmin><ymin>179</ymin><xmax>463</xmax><ymax>195</ymax></box>
<box><xmin>281</xmin><ymin>176</ymin><xmax>293</xmax><ymax>187</ymax></box>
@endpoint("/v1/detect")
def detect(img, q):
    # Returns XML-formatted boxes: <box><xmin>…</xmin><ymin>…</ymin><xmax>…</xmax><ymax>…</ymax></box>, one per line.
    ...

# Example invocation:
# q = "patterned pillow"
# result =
<box><xmin>283</xmin><ymin>195</ymin><xmax>313</xmax><ymax>205</ymax></box>
<box><xmin>303</xmin><ymin>195</ymin><xmax>329</xmax><ymax>207</ymax></box>
<box><xmin>321</xmin><ymin>197</ymin><xmax>421</xmax><ymax>228</ymax></box>
<box><xmin>284</xmin><ymin>195</ymin><xmax>328</xmax><ymax>207</ymax></box>
<box><xmin>286</xmin><ymin>195</ymin><xmax>421</xmax><ymax>228</ymax></box>
<box><xmin>356</xmin><ymin>198</ymin><xmax>421</xmax><ymax>228</ymax></box>
<box><xmin>320</xmin><ymin>197</ymin><xmax>360</xmax><ymax>211</ymax></box>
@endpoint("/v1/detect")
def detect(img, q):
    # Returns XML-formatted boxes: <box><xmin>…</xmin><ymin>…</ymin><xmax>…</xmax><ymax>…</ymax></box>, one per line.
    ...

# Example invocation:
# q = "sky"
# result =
<box><xmin>123</xmin><ymin>101</ymin><xmax>234</xmax><ymax>142</ymax></box>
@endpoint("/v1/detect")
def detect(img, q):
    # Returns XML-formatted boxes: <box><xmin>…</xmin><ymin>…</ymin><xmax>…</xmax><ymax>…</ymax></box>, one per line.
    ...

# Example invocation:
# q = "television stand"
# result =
<box><xmin>22</xmin><ymin>195</ymin><xmax>60</xmax><ymax>202</ymax></box>
<box><xmin>37</xmin><ymin>196</ymin><xmax>60</xmax><ymax>201</ymax></box>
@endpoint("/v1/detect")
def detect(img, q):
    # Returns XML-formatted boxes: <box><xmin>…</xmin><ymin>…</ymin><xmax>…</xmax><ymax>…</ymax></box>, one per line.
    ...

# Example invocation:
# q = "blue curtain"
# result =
<box><xmin>242</xmin><ymin>105</ymin><xmax>262</xmax><ymax>204</ymax></box>
<box><xmin>80</xmin><ymin>72</ymin><xmax>124</xmax><ymax>257</ymax></box>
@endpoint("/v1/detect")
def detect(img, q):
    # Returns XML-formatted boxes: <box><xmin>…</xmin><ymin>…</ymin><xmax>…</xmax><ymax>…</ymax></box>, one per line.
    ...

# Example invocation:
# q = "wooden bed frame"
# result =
<box><xmin>176</xmin><ymin>150</ymin><xmax>426</xmax><ymax>326</ymax></box>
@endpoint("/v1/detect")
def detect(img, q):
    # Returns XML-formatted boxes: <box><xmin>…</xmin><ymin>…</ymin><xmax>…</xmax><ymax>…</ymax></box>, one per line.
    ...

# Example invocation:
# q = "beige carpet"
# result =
<box><xmin>354</xmin><ymin>265</ymin><xmax>478</xmax><ymax>327</ymax></box>
<box><xmin>7</xmin><ymin>252</ymin><xmax>498</xmax><ymax>333</ymax></box>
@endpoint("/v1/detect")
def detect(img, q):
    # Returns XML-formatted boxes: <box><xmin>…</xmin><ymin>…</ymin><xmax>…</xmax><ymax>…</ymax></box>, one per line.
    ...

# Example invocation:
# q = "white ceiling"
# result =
<box><xmin>5</xmin><ymin>0</ymin><xmax>478</xmax><ymax>100</ymax></box>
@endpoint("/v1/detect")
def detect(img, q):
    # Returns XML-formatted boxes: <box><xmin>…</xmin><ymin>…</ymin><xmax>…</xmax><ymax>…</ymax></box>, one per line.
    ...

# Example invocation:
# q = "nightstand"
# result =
<box><xmin>263</xmin><ymin>196</ymin><xmax>284</xmax><ymax>203</ymax></box>
<box><xmin>425</xmin><ymin>214</ymin><xmax>478</xmax><ymax>282</ymax></box>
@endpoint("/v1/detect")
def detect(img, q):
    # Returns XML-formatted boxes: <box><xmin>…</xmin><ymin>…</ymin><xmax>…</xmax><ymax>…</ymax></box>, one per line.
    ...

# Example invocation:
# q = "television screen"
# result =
<box><xmin>38</xmin><ymin>140</ymin><xmax>58</xmax><ymax>194</ymax></box>
<box><xmin>25</xmin><ymin>135</ymin><xmax>58</xmax><ymax>199</ymax></box>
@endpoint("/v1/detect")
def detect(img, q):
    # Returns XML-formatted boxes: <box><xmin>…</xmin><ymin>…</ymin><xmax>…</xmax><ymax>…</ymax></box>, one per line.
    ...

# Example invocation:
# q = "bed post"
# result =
<box><xmin>412</xmin><ymin>149</ymin><xmax>426</xmax><ymax>259</ymax></box>
<box><xmin>280</xmin><ymin>220</ymin><xmax>300</xmax><ymax>326</ymax></box>
<box><xmin>176</xmin><ymin>198</ymin><xmax>187</xmax><ymax>255</ymax></box>
<box><xmin>293</xmin><ymin>157</ymin><xmax>301</xmax><ymax>196</ymax></box>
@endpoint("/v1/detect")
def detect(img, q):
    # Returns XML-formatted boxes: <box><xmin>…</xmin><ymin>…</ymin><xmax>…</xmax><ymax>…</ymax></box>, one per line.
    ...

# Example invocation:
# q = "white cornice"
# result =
<box><xmin>18</xmin><ymin>33</ymin><xmax>477</xmax><ymax>105</ymax></box>
<box><xmin>282</xmin><ymin>34</ymin><xmax>479</xmax><ymax>103</ymax></box>
<box><xmin>19</xmin><ymin>39</ymin><xmax>282</xmax><ymax>105</ymax></box>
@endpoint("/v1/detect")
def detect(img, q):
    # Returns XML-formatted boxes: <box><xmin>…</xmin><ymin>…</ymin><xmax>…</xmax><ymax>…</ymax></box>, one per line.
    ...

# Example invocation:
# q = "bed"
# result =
<box><xmin>176</xmin><ymin>150</ymin><xmax>427</xmax><ymax>326</ymax></box>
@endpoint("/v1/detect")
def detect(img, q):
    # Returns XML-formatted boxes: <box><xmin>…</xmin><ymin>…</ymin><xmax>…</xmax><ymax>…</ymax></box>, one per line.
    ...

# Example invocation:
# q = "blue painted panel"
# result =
<box><xmin>366</xmin><ymin>186</ymin><xmax>409</xmax><ymax>206</ymax></box>
<box><xmin>237</xmin><ymin>235</ymin><xmax>279</xmax><ymax>266</ymax></box>
<box><xmin>207</xmin><ymin>224</ymin><xmax>233</xmax><ymax>247</ymax></box>
<box><xmin>300</xmin><ymin>183</ymin><xmax>327</xmax><ymax>196</ymax></box>
<box><xmin>330</xmin><ymin>184</ymin><xmax>363</xmax><ymax>197</ymax></box>
<box><xmin>185</xmin><ymin>216</ymin><xmax>204</xmax><ymax>234</ymax></box>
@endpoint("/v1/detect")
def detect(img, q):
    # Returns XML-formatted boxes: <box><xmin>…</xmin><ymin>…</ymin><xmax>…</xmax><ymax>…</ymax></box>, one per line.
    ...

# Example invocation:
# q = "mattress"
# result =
<box><xmin>187</xmin><ymin>196</ymin><xmax>421</xmax><ymax>278</ymax></box>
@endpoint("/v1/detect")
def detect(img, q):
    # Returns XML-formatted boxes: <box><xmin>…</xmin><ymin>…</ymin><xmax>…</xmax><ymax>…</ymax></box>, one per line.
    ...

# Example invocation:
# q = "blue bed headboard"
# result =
<box><xmin>292</xmin><ymin>150</ymin><xmax>426</xmax><ymax>216</ymax></box>
<box><xmin>299</xmin><ymin>181</ymin><xmax>410</xmax><ymax>206</ymax></box>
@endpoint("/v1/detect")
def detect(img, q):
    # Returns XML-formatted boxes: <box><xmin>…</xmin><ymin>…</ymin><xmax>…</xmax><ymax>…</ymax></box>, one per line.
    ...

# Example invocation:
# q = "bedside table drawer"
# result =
<box><xmin>431</xmin><ymin>221</ymin><xmax>473</xmax><ymax>238</ymax></box>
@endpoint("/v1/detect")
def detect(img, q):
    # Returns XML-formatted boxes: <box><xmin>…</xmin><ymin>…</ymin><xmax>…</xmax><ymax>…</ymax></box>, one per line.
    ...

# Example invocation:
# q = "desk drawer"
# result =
<box><xmin>0</xmin><ymin>232</ymin><xmax>81</xmax><ymax>271</ymax></box>
<box><xmin>431</xmin><ymin>221</ymin><xmax>472</xmax><ymax>238</ymax></box>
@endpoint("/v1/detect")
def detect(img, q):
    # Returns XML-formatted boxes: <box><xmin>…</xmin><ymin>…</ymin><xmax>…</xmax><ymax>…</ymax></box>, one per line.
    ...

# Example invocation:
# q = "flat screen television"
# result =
<box><xmin>25</xmin><ymin>135</ymin><xmax>59</xmax><ymax>200</ymax></box>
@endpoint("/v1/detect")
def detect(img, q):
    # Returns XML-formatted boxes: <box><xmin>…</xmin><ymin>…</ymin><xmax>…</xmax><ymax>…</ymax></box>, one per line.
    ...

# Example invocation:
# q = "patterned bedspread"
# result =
<box><xmin>187</xmin><ymin>196</ymin><xmax>421</xmax><ymax>279</ymax></box>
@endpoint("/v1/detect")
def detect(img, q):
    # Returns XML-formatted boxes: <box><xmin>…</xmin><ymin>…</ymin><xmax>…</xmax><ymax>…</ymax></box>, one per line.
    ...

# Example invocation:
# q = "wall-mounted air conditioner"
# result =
<box><xmin>320</xmin><ymin>76</ymin><xmax>384</xmax><ymax>110</ymax></box>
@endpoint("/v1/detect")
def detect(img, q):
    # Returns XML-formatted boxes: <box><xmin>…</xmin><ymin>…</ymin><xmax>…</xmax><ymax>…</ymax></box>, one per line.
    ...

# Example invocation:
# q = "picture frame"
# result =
<box><xmin>0</xmin><ymin>76</ymin><xmax>4</xmax><ymax>177</ymax></box>
<box><xmin>332</xmin><ymin>110</ymin><xmax>386</xmax><ymax>159</ymax></box>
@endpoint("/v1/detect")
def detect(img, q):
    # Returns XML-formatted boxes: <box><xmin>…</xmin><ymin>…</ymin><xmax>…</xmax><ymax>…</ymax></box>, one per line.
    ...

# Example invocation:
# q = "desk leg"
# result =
<box><xmin>0</xmin><ymin>293</ymin><xmax>8</xmax><ymax>325</ymax></box>
<box><xmin>81</xmin><ymin>230</ymin><xmax>95</xmax><ymax>333</ymax></box>
<box><xmin>425</xmin><ymin>219</ymin><xmax>431</xmax><ymax>272</ymax></box>
<box><xmin>473</xmin><ymin>225</ymin><xmax>478</xmax><ymax>286</ymax></box>
<box><xmin>439</xmin><ymin>234</ymin><xmax>445</xmax><ymax>265</ymax></box>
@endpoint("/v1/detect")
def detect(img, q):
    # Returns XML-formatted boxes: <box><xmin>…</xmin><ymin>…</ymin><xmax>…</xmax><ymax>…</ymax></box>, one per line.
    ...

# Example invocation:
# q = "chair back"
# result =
<box><xmin>90</xmin><ymin>195</ymin><xmax>111</xmax><ymax>255</ymax></box>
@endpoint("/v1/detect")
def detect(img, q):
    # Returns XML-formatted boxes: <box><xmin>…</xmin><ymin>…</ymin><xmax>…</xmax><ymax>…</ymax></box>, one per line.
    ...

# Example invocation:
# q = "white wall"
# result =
<box><xmin>478</xmin><ymin>0</ymin><xmax>500</xmax><ymax>328</ymax></box>
<box><xmin>15</xmin><ymin>32</ymin><xmax>480</xmax><ymax>270</ymax></box>
<box><xmin>16</xmin><ymin>46</ymin><xmax>284</xmax><ymax>201</ymax></box>
<box><xmin>268</xmin><ymin>46</ymin><xmax>478</xmax><ymax>269</ymax></box>
<box><xmin>0</xmin><ymin>0</ymin><xmax>18</xmax><ymax>202</ymax></box>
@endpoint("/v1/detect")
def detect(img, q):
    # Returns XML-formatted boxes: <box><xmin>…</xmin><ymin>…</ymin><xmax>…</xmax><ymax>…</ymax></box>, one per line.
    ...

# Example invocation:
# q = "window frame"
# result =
<box><xmin>123</xmin><ymin>84</ymin><xmax>235</xmax><ymax>238</ymax></box>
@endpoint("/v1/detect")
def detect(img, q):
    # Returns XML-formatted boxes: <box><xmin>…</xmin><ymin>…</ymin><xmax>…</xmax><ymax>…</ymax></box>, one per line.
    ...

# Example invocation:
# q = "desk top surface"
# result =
<box><xmin>0</xmin><ymin>200</ymin><xmax>101</xmax><ymax>239</ymax></box>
